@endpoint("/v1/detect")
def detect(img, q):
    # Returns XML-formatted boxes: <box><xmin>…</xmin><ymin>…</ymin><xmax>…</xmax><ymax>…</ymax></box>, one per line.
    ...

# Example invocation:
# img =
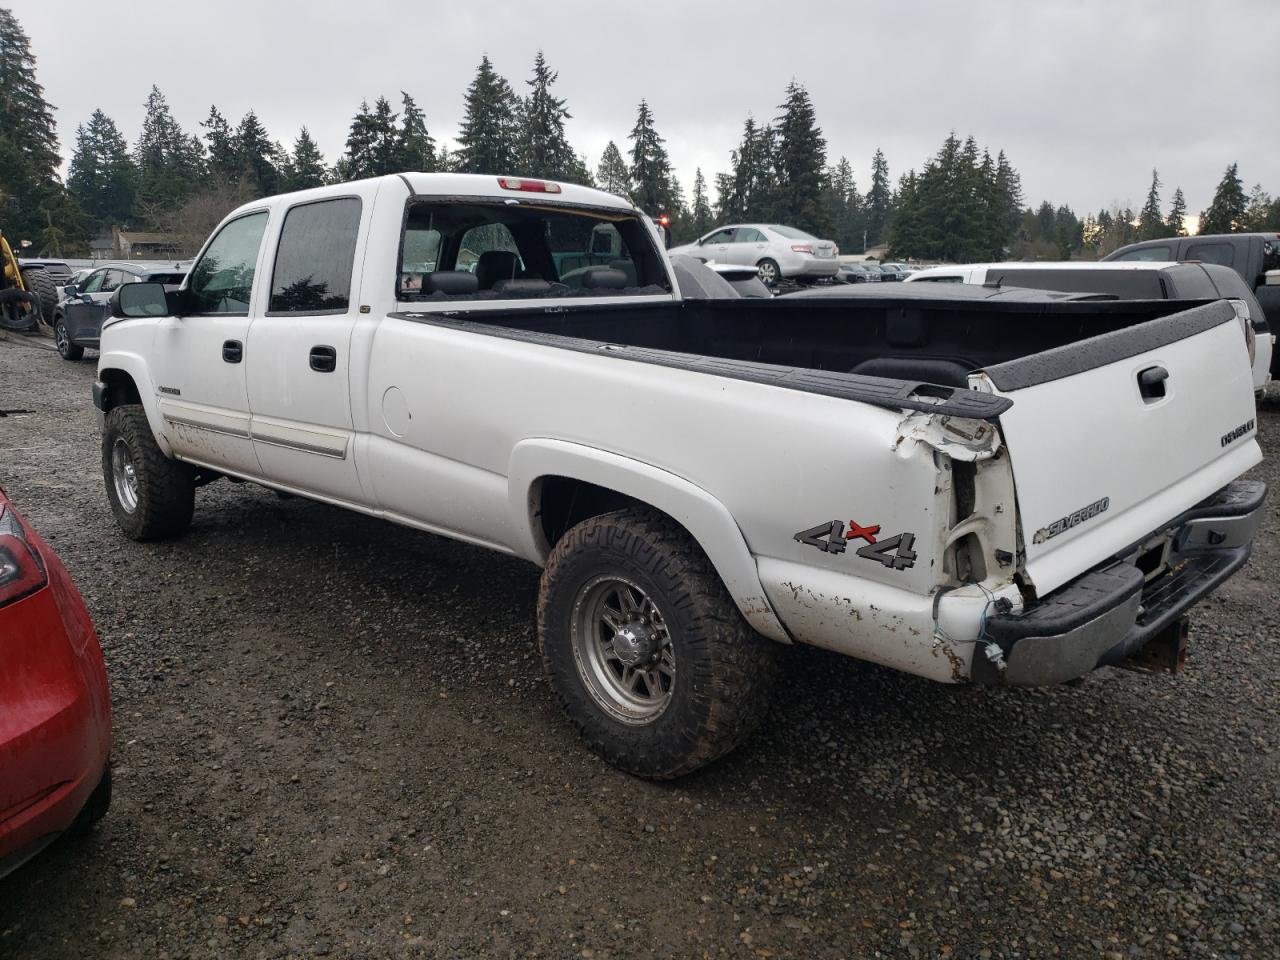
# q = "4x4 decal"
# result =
<box><xmin>794</xmin><ymin>521</ymin><xmax>917</xmax><ymax>570</ymax></box>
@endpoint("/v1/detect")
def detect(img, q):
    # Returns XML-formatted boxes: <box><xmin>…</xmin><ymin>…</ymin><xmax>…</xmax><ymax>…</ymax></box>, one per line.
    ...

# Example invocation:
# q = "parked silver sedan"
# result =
<box><xmin>668</xmin><ymin>224</ymin><xmax>839</xmax><ymax>285</ymax></box>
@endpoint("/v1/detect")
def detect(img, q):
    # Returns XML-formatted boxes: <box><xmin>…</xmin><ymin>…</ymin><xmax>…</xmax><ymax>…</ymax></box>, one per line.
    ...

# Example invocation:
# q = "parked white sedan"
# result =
<box><xmin>669</xmin><ymin>224</ymin><xmax>839</xmax><ymax>285</ymax></box>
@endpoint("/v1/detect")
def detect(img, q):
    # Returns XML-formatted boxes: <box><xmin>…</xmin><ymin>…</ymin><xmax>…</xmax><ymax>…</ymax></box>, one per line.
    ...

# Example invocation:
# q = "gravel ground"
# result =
<box><xmin>0</xmin><ymin>334</ymin><xmax>1277</xmax><ymax>960</ymax></box>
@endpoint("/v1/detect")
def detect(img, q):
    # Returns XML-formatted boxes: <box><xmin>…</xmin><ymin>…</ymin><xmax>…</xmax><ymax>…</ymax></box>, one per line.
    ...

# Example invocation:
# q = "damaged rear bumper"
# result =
<box><xmin>973</xmin><ymin>479</ymin><xmax>1266</xmax><ymax>686</ymax></box>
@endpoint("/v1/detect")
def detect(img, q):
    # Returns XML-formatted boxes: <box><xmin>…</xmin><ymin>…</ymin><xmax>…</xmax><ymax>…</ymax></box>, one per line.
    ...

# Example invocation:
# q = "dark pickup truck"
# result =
<box><xmin>1105</xmin><ymin>233</ymin><xmax>1280</xmax><ymax>375</ymax></box>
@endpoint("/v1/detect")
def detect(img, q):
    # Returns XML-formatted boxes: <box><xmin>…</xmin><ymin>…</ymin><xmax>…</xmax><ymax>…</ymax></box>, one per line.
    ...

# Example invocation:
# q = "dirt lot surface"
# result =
<box><xmin>0</xmin><ymin>334</ymin><xmax>1277</xmax><ymax>959</ymax></box>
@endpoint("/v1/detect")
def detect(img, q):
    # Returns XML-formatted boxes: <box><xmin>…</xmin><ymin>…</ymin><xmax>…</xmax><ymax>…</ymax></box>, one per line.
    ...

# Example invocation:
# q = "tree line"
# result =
<box><xmin>2</xmin><ymin>6</ymin><xmax>1278</xmax><ymax>261</ymax></box>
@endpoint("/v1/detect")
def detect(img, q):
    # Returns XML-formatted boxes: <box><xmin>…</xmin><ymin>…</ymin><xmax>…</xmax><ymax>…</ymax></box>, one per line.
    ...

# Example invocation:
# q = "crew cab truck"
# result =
<box><xmin>1105</xmin><ymin>233</ymin><xmax>1280</xmax><ymax>377</ymax></box>
<box><xmin>94</xmin><ymin>173</ymin><xmax>1267</xmax><ymax>779</ymax></box>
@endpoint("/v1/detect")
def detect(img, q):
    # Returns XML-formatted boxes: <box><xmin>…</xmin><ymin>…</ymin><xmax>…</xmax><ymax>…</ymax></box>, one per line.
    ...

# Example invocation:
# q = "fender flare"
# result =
<box><xmin>96</xmin><ymin>351</ymin><xmax>174</xmax><ymax>457</ymax></box>
<box><xmin>507</xmin><ymin>438</ymin><xmax>790</xmax><ymax>643</ymax></box>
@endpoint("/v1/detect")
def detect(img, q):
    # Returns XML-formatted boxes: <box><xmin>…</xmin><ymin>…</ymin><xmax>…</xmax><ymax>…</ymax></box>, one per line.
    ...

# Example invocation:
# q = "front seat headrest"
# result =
<box><xmin>475</xmin><ymin>250</ymin><xmax>520</xmax><ymax>290</ymax></box>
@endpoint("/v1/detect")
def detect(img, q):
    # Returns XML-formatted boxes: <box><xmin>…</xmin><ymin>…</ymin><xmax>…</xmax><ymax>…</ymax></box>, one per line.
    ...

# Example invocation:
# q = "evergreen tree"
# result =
<box><xmin>235</xmin><ymin>110</ymin><xmax>280</xmax><ymax>196</ymax></box>
<box><xmin>1242</xmin><ymin>184</ymin><xmax>1277</xmax><ymax>231</ymax></box>
<box><xmin>595</xmin><ymin>140</ymin><xmax>629</xmax><ymax>196</ymax></box>
<box><xmin>456</xmin><ymin>56</ymin><xmax>519</xmax><ymax>174</ymax></box>
<box><xmin>0</xmin><ymin>7</ymin><xmax>70</xmax><ymax>242</ymax></box>
<box><xmin>519</xmin><ymin>51</ymin><xmax>582</xmax><ymax>182</ymax></box>
<box><xmin>822</xmin><ymin>156</ymin><xmax>863</xmax><ymax>253</ymax></box>
<box><xmin>1054</xmin><ymin>204</ymin><xmax>1082</xmax><ymax>258</ymax></box>
<box><xmin>771</xmin><ymin>81</ymin><xmax>828</xmax><ymax>235</ymax></box>
<box><xmin>690</xmin><ymin>167</ymin><xmax>712</xmax><ymax>236</ymax></box>
<box><xmin>396</xmin><ymin>92</ymin><xmax>435</xmax><ymax>172</ymax></box>
<box><xmin>1137</xmin><ymin>168</ymin><xmax>1165</xmax><ymax>240</ymax></box>
<box><xmin>1199</xmin><ymin>162</ymin><xmax>1247</xmax><ymax>234</ymax></box>
<box><xmin>134</xmin><ymin>85</ymin><xmax>205</xmax><ymax>215</ymax></box>
<box><xmin>67</xmin><ymin>109</ymin><xmax>136</xmax><ymax>228</ymax></box>
<box><xmin>337</xmin><ymin>96</ymin><xmax>400</xmax><ymax>180</ymax></box>
<box><xmin>1165</xmin><ymin>187</ymin><xmax>1188</xmax><ymax>237</ymax></box>
<box><xmin>627</xmin><ymin>100</ymin><xmax>676</xmax><ymax>214</ymax></box>
<box><xmin>864</xmin><ymin>148</ymin><xmax>892</xmax><ymax>248</ymax></box>
<box><xmin>720</xmin><ymin>116</ymin><xmax>775</xmax><ymax>223</ymax></box>
<box><xmin>282</xmin><ymin>127</ymin><xmax>327</xmax><ymax>191</ymax></box>
<box><xmin>201</xmin><ymin>106</ymin><xmax>240</xmax><ymax>184</ymax></box>
<box><xmin>991</xmin><ymin>150</ymin><xmax>1023</xmax><ymax>254</ymax></box>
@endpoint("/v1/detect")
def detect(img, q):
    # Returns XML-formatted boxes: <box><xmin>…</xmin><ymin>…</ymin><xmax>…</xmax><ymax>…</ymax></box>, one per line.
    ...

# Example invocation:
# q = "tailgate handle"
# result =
<box><xmin>1138</xmin><ymin>365</ymin><xmax>1168</xmax><ymax>402</ymax></box>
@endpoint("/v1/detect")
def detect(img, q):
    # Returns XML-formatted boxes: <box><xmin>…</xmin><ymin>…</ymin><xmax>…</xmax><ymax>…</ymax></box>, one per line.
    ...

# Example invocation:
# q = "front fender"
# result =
<box><xmin>95</xmin><ymin>349</ymin><xmax>172</xmax><ymax>457</ymax></box>
<box><xmin>507</xmin><ymin>438</ymin><xmax>790</xmax><ymax>644</ymax></box>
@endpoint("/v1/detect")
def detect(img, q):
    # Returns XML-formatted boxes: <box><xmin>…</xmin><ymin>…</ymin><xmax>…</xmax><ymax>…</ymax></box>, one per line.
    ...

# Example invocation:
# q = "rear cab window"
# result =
<box><xmin>1185</xmin><ymin>242</ymin><xmax>1236</xmax><ymax>269</ymax></box>
<box><xmin>398</xmin><ymin>200</ymin><xmax>671</xmax><ymax>302</ymax></box>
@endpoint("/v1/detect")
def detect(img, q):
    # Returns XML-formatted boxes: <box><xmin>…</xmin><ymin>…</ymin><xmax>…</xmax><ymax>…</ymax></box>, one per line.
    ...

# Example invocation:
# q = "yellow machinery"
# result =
<box><xmin>0</xmin><ymin>231</ymin><xmax>45</xmax><ymax>332</ymax></box>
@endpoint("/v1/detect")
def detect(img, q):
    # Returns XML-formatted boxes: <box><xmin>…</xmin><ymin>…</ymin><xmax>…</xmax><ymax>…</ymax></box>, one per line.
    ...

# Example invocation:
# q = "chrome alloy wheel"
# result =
<box><xmin>111</xmin><ymin>438</ymin><xmax>139</xmax><ymax>513</ymax></box>
<box><xmin>570</xmin><ymin>575</ymin><xmax>676</xmax><ymax>724</ymax></box>
<box><xmin>757</xmin><ymin>260</ymin><xmax>778</xmax><ymax>284</ymax></box>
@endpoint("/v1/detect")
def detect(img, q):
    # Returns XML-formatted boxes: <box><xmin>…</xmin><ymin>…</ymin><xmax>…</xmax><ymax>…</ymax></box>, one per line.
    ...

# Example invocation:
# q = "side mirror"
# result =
<box><xmin>111</xmin><ymin>281</ymin><xmax>170</xmax><ymax>319</ymax></box>
<box><xmin>63</xmin><ymin>284</ymin><xmax>78</xmax><ymax>297</ymax></box>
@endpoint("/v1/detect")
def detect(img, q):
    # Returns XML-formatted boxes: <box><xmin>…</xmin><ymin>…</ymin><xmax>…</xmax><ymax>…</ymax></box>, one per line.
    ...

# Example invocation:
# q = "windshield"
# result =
<box><xmin>770</xmin><ymin>225</ymin><xmax>817</xmax><ymax>241</ymax></box>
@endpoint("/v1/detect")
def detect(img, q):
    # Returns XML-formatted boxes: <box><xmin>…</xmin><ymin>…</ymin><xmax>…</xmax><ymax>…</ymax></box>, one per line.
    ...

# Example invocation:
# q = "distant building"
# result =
<box><xmin>89</xmin><ymin>226</ymin><xmax>190</xmax><ymax>260</ymax></box>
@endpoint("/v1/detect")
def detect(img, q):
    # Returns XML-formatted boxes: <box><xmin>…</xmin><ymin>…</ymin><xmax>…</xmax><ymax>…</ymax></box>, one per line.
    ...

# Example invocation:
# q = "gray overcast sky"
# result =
<box><xmin>15</xmin><ymin>0</ymin><xmax>1280</xmax><ymax>221</ymax></box>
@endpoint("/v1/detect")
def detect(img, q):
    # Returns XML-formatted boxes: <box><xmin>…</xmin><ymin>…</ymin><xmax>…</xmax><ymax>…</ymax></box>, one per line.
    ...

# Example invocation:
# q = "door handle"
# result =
<box><xmin>1138</xmin><ymin>365</ymin><xmax>1168</xmax><ymax>402</ymax></box>
<box><xmin>222</xmin><ymin>339</ymin><xmax>243</xmax><ymax>363</ymax></box>
<box><xmin>309</xmin><ymin>345</ymin><xmax>337</xmax><ymax>373</ymax></box>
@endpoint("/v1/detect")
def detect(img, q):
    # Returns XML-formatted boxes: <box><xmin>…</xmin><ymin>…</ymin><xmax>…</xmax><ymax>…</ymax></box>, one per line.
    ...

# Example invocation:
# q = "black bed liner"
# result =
<box><xmin>391</xmin><ymin>294</ymin><xmax>1233</xmax><ymax>421</ymax></box>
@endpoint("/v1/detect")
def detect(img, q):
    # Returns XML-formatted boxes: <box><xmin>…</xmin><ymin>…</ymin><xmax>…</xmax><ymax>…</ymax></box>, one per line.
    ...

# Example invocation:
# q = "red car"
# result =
<box><xmin>0</xmin><ymin>487</ymin><xmax>111</xmax><ymax>878</ymax></box>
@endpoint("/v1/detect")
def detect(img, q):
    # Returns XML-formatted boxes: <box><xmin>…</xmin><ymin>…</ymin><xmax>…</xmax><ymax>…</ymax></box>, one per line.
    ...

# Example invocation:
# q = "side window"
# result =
<box><xmin>188</xmin><ymin>211</ymin><xmax>270</xmax><ymax>315</ymax></box>
<box><xmin>704</xmin><ymin>228</ymin><xmax>736</xmax><ymax>244</ymax></box>
<box><xmin>99</xmin><ymin>269</ymin><xmax>125</xmax><ymax>293</ymax></box>
<box><xmin>459</xmin><ymin>223</ymin><xmax>521</xmax><ymax>277</ymax></box>
<box><xmin>268</xmin><ymin>198</ymin><xmax>362</xmax><ymax>314</ymax></box>
<box><xmin>80</xmin><ymin>270</ymin><xmax>106</xmax><ymax>294</ymax></box>
<box><xmin>1114</xmin><ymin>245</ymin><xmax>1171</xmax><ymax>261</ymax></box>
<box><xmin>1185</xmin><ymin>242</ymin><xmax>1234</xmax><ymax>268</ymax></box>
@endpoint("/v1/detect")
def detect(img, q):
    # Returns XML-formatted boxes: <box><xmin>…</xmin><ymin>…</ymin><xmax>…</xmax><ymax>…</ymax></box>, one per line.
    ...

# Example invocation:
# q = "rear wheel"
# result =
<box><xmin>54</xmin><ymin>318</ymin><xmax>84</xmax><ymax>360</ymax></box>
<box><xmin>102</xmin><ymin>404</ymin><xmax>194</xmax><ymax>541</ymax></box>
<box><xmin>19</xmin><ymin>268</ymin><xmax>57</xmax><ymax>326</ymax></box>
<box><xmin>756</xmin><ymin>258</ymin><xmax>780</xmax><ymax>286</ymax></box>
<box><xmin>538</xmin><ymin>508</ymin><xmax>777</xmax><ymax>779</ymax></box>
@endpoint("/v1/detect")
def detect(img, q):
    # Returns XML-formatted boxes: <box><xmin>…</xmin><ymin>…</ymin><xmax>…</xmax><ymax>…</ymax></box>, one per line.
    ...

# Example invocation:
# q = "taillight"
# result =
<box><xmin>833</xmin><ymin>245</ymin><xmax>840</xmax><ymax>256</ymax></box>
<box><xmin>497</xmin><ymin>177</ymin><xmax>562</xmax><ymax>194</ymax></box>
<box><xmin>0</xmin><ymin>504</ymin><xmax>48</xmax><ymax>608</ymax></box>
<box><xmin>791</xmin><ymin>244</ymin><xmax>814</xmax><ymax>254</ymax></box>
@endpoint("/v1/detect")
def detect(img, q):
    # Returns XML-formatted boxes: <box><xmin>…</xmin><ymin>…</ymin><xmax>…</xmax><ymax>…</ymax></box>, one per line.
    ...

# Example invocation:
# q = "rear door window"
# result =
<box><xmin>267</xmin><ymin>198</ymin><xmax>362</xmax><ymax>315</ymax></box>
<box><xmin>1112</xmin><ymin>245</ymin><xmax>1172</xmax><ymax>262</ymax></box>
<box><xmin>1185</xmin><ymin>242</ymin><xmax>1235</xmax><ymax>268</ymax></box>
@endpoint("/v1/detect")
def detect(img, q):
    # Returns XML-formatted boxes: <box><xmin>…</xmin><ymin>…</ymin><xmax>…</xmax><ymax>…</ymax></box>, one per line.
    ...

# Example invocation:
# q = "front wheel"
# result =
<box><xmin>539</xmin><ymin>508</ymin><xmax>777</xmax><ymax>779</ymax></box>
<box><xmin>54</xmin><ymin>319</ymin><xmax>84</xmax><ymax>360</ymax></box>
<box><xmin>102</xmin><ymin>404</ymin><xmax>194</xmax><ymax>541</ymax></box>
<box><xmin>756</xmin><ymin>258</ymin><xmax>781</xmax><ymax>286</ymax></box>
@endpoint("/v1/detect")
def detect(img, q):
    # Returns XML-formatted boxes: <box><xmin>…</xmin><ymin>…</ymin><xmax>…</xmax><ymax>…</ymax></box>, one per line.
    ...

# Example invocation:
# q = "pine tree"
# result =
<box><xmin>1137</xmin><ymin>168</ymin><xmax>1165</xmax><ymax>240</ymax></box>
<box><xmin>519</xmin><ymin>51</ymin><xmax>583</xmax><ymax>182</ymax></box>
<box><xmin>1199</xmin><ymin>163</ymin><xmax>1247</xmax><ymax>234</ymax></box>
<box><xmin>823</xmin><ymin>157</ymin><xmax>862</xmax><ymax>253</ymax></box>
<box><xmin>595</xmin><ymin>141</ymin><xmax>629</xmax><ymax>196</ymax></box>
<box><xmin>627</xmin><ymin>100</ymin><xmax>676</xmax><ymax>215</ymax></box>
<box><xmin>0</xmin><ymin>8</ymin><xmax>69</xmax><ymax>242</ymax></box>
<box><xmin>282</xmin><ymin>127</ymin><xmax>327</xmax><ymax>191</ymax></box>
<box><xmin>134</xmin><ymin>85</ymin><xmax>205</xmax><ymax>215</ymax></box>
<box><xmin>336</xmin><ymin>96</ymin><xmax>401</xmax><ymax>180</ymax></box>
<box><xmin>235</xmin><ymin>110</ymin><xmax>279</xmax><ymax>196</ymax></box>
<box><xmin>67</xmin><ymin>109</ymin><xmax>136</xmax><ymax>229</ymax></box>
<box><xmin>1165</xmin><ymin>187</ymin><xmax>1188</xmax><ymax>237</ymax></box>
<box><xmin>771</xmin><ymin>81</ymin><xmax>828</xmax><ymax>235</ymax></box>
<box><xmin>456</xmin><ymin>56</ymin><xmax>518</xmax><ymax>175</ymax></box>
<box><xmin>721</xmin><ymin>116</ymin><xmax>775</xmax><ymax>223</ymax></box>
<box><xmin>396</xmin><ymin>92</ymin><xmax>435</xmax><ymax>172</ymax></box>
<box><xmin>992</xmin><ymin>150</ymin><xmax>1023</xmax><ymax>254</ymax></box>
<box><xmin>864</xmin><ymin>148</ymin><xmax>892</xmax><ymax>248</ymax></box>
<box><xmin>690</xmin><ymin>167</ymin><xmax>712</xmax><ymax>236</ymax></box>
<box><xmin>1242</xmin><ymin>184</ymin><xmax>1277</xmax><ymax>231</ymax></box>
<box><xmin>202</xmin><ymin>106</ymin><xmax>240</xmax><ymax>185</ymax></box>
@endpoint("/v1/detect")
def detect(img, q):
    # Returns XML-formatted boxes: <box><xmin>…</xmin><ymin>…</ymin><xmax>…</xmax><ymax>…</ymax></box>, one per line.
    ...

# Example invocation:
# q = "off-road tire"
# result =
<box><xmin>55</xmin><ymin>318</ymin><xmax>84</xmax><ymax>360</ymax></box>
<box><xmin>67</xmin><ymin>763</ymin><xmax>112</xmax><ymax>837</ymax></box>
<box><xmin>102</xmin><ymin>404</ymin><xmax>194</xmax><ymax>541</ymax></box>
<box><xmin>19</xmin><ymin>268</ymin><xmax>57</xmax><ymax>326</ymax></box>
<box><xmin>538</xmin><ymin>508</ymin><xmax>777</xmax><ymax>779</ymax></box>
<box><xmin>756</xmin><ymin>258</ymin><xmax>781</xmax><ymax>286</ymax></box>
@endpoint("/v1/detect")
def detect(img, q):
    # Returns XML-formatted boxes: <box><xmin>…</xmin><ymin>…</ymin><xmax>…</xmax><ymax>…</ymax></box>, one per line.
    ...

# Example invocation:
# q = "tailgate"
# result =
<box><xmin>976</xmin><ymin>301</ymin><xmax>1262</xmax><ymax>595</ymax></box>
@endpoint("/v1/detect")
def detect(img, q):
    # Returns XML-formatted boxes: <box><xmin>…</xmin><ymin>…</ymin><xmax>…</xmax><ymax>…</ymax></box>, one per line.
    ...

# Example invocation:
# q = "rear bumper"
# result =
<box><xmin>782</xmin><ymin>256</ymin><xmax>840</xmax><ymax>278</ymax></box>
<box><xmin>974</xmin><ymin>479</ymin><xmax>1267</xmax><ymax>686</ymax></box>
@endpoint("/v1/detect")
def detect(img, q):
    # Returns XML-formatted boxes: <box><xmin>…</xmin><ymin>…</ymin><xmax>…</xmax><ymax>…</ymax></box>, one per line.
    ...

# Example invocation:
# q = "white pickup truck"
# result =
<box><xmin>95</xmin><ymin>173</ymin><xmax>1266</xmax><ymax>778</ymax></box>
